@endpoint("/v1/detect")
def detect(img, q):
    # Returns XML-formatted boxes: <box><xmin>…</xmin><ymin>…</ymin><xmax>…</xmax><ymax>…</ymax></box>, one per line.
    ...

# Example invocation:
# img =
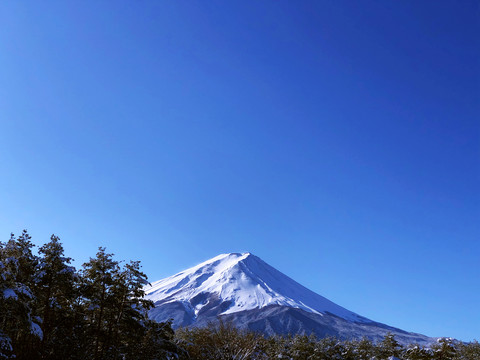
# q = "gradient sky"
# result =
<box><xmin>1</xmin><ymin>1</ymin><xmax>479</xmax><ymax>341</ymax></box>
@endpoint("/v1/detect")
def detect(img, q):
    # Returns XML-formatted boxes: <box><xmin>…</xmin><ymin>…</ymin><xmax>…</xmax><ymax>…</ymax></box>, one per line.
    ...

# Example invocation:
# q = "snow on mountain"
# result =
<box><xmin>145</xmin><ymin>252</ymin><xmax>433</xmax><ymax>345</ymax></box>
<box><xmin>145</xmin><ymin>252</ymin><xmax>369</xmax><ymax>322</ymax></box>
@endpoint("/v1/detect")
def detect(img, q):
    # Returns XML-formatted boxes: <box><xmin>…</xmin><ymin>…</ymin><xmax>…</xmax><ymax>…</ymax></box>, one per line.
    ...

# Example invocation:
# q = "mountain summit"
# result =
<box><xmin>146</xmin><ymin>253</ymin><xmax>368</xmax><ymax>322</ymax></box>
<box><xmin>145</xmin><ymin>253</ymin><xmax>432</xmax><ymax>344</ymax></box>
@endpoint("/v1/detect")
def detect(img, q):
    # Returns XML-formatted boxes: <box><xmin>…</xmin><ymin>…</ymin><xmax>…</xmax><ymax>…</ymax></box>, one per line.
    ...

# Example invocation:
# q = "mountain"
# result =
<box><xmin>145</xmin><ymin>252</ymin><xmax>432</xmax><ymax>345</ymax></box>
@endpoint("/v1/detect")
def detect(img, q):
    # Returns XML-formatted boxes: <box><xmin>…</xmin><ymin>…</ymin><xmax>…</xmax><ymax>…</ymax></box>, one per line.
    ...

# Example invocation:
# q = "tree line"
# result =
<box><xmin>1</xmin><ymin>231</ymin><xmax>478</xmax><ymax>360</ymax></box>
<box><xmin>175</xmin><ymin>322</ymin><xmax>479</xmax><ymax>360</ymax></box>
<box><xmin>0</xmin><ymin>231</ymin><xmax>178</xmax><ymax>360</ymax></box>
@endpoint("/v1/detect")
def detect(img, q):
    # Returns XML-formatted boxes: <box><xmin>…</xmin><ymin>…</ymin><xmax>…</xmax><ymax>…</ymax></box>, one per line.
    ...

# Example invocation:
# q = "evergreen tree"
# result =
<box><xmin>0</xmin><ymin>231</ymin><xmax>40</xmax><ymax>360</ymax></box>
<box><xmin>138</xmin><ymin>320</ymin><xmax>183</xmax><ymax>360</ymax></box>
<box><xmin>81</xmin><ymin>247</ymin><xmax>179</xmax><ymax>360</ymax></box>
<box><xmin>106</xmin><ymin>260</ymin><xmax>153</xmax><ymax>359</ymax></box>
<box><xmin>354</xmin><ymin>337</ymin><xmax>376</xmax><ymax>360</ymax></box>
<box><xmin>35</xmin><ymin>235</ymin><xmax>79</xmax><ymax>359</ymax></box>
<box><xmin>377</xmin><ymin>332</ymin><xmax>403</xmax><ymax>359</ymax></box>
<box><xmin>81</xmin><ymin>247</ymin><xmax>122</xmax><ymax>360</ymax></box>
<box><xmin>455</xmin><ymin>340</ymin><xmax>480</xmax><ymax>360</ymax></box>
<box><xmin>432</xmin><ymin>338</ymin><xmax>457</xmax><ymax>360</ymax></box>
<box><xmin>287</xmin><ymin>334</ymin><xmax>317</xmax><ymax>360</ymax></box>
<box><xmin>403</xmin><ymin>344</ymin><xmax>433</xmax><ymax>360</ymax></box>
<box><xmin>313</xmin><ymin>336</ymin><xmax>345</xmax><ymax>360</ymax></box>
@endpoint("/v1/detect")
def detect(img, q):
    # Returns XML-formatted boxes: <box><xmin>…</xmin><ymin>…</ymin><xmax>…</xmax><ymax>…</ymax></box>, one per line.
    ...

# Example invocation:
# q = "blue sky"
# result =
<box><xmin>1</xmin><ymin>1</ymin><xmax>479</xmax><ymax>341</ymax></box>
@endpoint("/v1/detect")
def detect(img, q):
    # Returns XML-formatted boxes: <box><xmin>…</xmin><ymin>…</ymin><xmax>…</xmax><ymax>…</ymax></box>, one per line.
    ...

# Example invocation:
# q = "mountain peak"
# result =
<box><xmin>145</xmin><ymin>252</ymin><xmax>367</xmax><ymax>322</ymax></box>
<box><xmin>145</xmin><ymin>253</ymin><xmax>433</xmax><ymax>345</ymax></box>
<box><xmin>212</xmin><ymin>252</ymin><xmax>253</xmax><ymax>259</ymax></box>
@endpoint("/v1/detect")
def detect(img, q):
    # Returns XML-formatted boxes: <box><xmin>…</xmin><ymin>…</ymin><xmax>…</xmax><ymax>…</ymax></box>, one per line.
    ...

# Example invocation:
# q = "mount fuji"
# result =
<box><xmin>145</xmin><ymin>253</ymin><xmax>432</xmax><ymax>345</ymax></box>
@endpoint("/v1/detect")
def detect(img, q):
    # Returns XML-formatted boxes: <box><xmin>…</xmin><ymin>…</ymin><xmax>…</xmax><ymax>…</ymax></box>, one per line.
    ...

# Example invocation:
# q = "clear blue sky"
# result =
<box><xmin>1</xmin><ymin>1</ymin><xmax>479</xmax><ymax>341</ymax></box>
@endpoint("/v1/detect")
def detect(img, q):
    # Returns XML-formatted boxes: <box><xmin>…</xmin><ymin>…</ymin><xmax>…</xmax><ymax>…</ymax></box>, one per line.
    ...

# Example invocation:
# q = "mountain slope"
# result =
<box><xmin>145</xmin><ymin>252</ymin><xmax>432</xmax><ymax>344</ymax></box>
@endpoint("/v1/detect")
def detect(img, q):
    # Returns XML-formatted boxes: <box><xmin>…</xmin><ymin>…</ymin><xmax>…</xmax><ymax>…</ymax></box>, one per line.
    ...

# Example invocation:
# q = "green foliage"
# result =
<box><xmin>404</xmin><ymin>344</ymin><xmax>433</xmax><ymax>360</ymax></box>
<box><xmin>431</xmin><ymin>338</ymin><xmax>457</xmax><ymax>360</ymax></box>
<box><xmin>377</xmin><ymin>332</ymin><xmax>404</xmax><ymax>359</ymax></box>
<box><xmin>0</xmin><ymin>231</ymin><xmax>178</xmax><ymax>360</ymax></box>
<box><xmin>353</xmin><ymin>337</ymin><xmax>376</xmax><ymax>360</ymax></box>
<box><xmin>311</xmin><ymin>336</ymin><xmax>345</xmax><ymax>360</ymax></box>
<box><xmin>35</xmin><ymin>235</ymin><xmax>79</xmax><ymax>359</ymax></box>
<box><xmin>0</xmin><ymin>231</ymin><xmax>40</xmax><ymax>360</ymax></box>
<box><xmin>455</xmin><ymin>340</ymin><xmax>480</xmax><ymax>360</ymax></box>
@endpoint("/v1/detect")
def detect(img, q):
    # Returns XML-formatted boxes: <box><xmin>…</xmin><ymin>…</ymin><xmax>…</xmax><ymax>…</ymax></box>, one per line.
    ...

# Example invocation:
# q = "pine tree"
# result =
<box><xmin>107</xmin><ymin>260</ymin><xmax>153</xmax><ymax>359</ymax></box>
<box><xmin>432</xmin><ymin>338</ymin><xmax>457</xmax><ymax>360</ymax></box>
<box><xmin>403</xmin><ymin>344</ymin><xmax>433</xmax><ymax>360</ymax></box>
<box><xmin>81</xmin><ymin>247</ymin><xmax>122</xmax><ymax>360</ymax></box>
<box><xmin>35</xmin><ymin>235</ymin><xmax>79</xmax><ymax>359</ymax></box>
<box><xmin>313</xmin><ymin>336</ymin><xmax>345</xmax><ymax>360</ymax></box>
<box><xmin>456</xmin><ymin>340</ymin><xmax>480</xmax><ymax>360</ymax></box>
<box><xmin>0</xmin><ymin>231</ymin><xmax>41</xmax><ymax>360</ymax></box>
<box><xmin>354</xmin><ymin>337</ymin><xmax>376</xmax><ymax>360</ymax></box>
<box><xmin>377</xmin><ymin>332</ymin><xmax>403</xmax><ymax>359</ymax></box>
<box><xmin>80</xmin><ymin>247</ymin><xmax>179</xmax><ymax>359</ymax></box>
<box><xmin>138</xmin><ymin>320</ymin><xmax>182</xmax><ymax>360</ymax></box>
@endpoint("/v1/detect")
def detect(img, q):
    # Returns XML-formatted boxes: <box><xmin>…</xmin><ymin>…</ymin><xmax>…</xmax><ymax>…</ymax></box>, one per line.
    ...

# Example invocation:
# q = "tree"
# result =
<box><xmin>456</xmin><ymin>340</ymin><xmax>480</xmax><ymax>360</ymax></box>
<box><xmin>176</xmin><ymin>320</ymin><xmax>265</xmax><ymax>360</ymax></box>
<box><xmin>353</xmin><ymin>337</ymin><xmax>376</xmax><ymax>360</ymax></box>
<box><xmin>432</xmin><ymin>338</ymin><xmax>457</xmax><ymax>360</ymax></box>
<box><xmin>1</xmin><ymin>231</ymin><xmax>180</xmax><ymax>359</ymax></box>
<box><xmin>107</xmin><ymin>260</ymin><xmax>155</xmax><ymax>359</ymax></box>
<box><xmin>0</xmin><ymin>231</ymin><xmax>40</xmax><ymax>360</ymax></box>
<box><xmin>313</xmin><ymin>336</ymin><xmax>345</xmax><ymax>360</ymax></box>
<box><xmin>35</xmin><ymin>235</ymin><xmax>79</xmax><ymax>359</ymax></box>
<box><xmin>403</xmin><ymin>344</ymin><xmax>433</xmax><ymax>360</ymax></box>
<box><xmin>377</xmin><ymin>332</ymin><xmax>403</xmax><ymax>359</ymax></box>
<box><xmin>81</xmin><ymin>247</ymin><xmax>179</xmax><ymax>360</ymax></box>
<box><xmin>137</xmin><ymin>320</ymin><xmax>183</xmax><ymax>360</ymax></box>
<box><xmin>81</xmin><ymin>247</ymin><xmax>122</xmax><ymax>360</ymax></box>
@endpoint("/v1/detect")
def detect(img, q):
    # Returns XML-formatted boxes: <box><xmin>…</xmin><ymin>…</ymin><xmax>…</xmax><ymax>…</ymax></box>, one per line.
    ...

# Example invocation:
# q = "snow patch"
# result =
<box><xmin>31</xmin><ymin>322</ymin><xmax>43</xmax><ymax>340</ymax></box>
<box><xmin>3</xmin><ymin>289</ymin><xmax>17</xmax><ymax>300</ymax></box>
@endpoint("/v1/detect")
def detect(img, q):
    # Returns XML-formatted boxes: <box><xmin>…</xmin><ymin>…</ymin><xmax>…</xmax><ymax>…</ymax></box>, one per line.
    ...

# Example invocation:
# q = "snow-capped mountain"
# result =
<box><xmin>145</xmin><ymin>252</ymin><xmax>432</xmax><ymax>345</ymax></box>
